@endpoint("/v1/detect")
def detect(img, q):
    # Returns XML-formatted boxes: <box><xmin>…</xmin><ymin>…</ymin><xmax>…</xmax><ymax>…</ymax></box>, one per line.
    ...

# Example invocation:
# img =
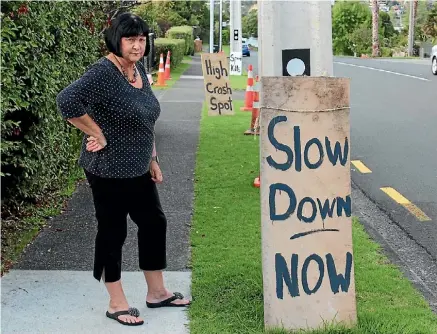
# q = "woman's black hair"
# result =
<box><xmin>104</xmin><ymin>13</ymin><xmax>150</xmax><ymax>57</ymax></box>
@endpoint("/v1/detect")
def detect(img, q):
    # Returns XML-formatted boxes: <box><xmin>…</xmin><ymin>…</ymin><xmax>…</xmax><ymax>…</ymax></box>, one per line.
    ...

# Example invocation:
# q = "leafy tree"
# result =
<box><xmin>350</xmin><ymin>23</ymin><xmax>372</xmax><ymax>55</ymax></box>
<box><xmin>379</xmin><ymin>11</ymin><xmax>396</xmax><ymax>39</ymax></box>
<box><xmin>242</xmin><ymin>8</ymin><xmax>258</xmax><ymax>38</ymax></box>
<box><xmin>134</xmin><ymin>1</ymin><xmax>209</xmax><ymax>37</ymax></box>
<box><xmin>423</xmin><ymin>2</ymin><xmax>437</xmax><ymax>42</ymax></box>
<box><xmin>379</xmin><ymin>11</ymin><xmax>397</xmax><ymax>48</ymax></box>
<box><xmin>332</xmin><ymin>1</ymin><xmax>371</xmax><ymax>55</ymax></box>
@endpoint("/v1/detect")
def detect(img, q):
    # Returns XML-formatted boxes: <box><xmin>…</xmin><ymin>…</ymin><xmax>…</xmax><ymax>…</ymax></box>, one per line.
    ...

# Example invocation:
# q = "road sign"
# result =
<box><xmin>258</xmin><ymin>1</ymin><xmax>356</xmax><ymax>331</ymax></box>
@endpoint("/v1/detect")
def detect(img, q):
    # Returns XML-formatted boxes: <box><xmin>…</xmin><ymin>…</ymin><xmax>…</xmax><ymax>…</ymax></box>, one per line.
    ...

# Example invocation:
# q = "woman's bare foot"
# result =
<box><xmin>107</xmin><ymin>302</ymin><xmax>144</xmax><ymax>324</ymax></box>
<box><xmin>146</xmin><ymin>289</ymin><xmax>191</xmax><ymax>306</ymax></box>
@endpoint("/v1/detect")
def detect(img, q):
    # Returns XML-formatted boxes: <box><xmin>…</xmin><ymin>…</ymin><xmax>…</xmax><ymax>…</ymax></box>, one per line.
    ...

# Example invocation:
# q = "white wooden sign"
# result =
<box><xmin>230</xmin><ymin>52</ymin><xmax>242</xmax><ymax>75</ymax></box>
<box><xmin>201</xmin><ymin>53</ymin><xmax>234</xmax><ymax>116</ymax></box>
<box><xmin>260</xmin><ymin>76</ymin><xmax>357</xmax><ymax>330</ymax></box>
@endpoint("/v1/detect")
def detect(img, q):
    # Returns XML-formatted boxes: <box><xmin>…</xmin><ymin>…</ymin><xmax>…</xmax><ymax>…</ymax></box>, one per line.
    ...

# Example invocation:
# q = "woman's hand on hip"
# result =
<box><xmin>150</xmin><ymin>161</ymin><xmax>163</xmax><ymax>184</ymax></box>
<box><xmin>86</xmin><ymin>135</ymin><xmax>107</xmax><ymax>152</ymax></box>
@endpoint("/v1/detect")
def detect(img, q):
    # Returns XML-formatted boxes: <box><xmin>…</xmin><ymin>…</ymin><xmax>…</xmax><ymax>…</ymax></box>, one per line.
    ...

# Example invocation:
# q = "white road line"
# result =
<box><xmin>334</xmin><ymin>62</ymin><xmax>430</xmax><ymax>82</ymax></box>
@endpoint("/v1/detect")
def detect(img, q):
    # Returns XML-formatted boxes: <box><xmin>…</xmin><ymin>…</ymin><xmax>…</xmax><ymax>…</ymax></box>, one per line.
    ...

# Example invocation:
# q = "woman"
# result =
<box><xmin>56</xmin><ymin>13</ymin><xmax>190</xmax><ymax>326</ymax></box>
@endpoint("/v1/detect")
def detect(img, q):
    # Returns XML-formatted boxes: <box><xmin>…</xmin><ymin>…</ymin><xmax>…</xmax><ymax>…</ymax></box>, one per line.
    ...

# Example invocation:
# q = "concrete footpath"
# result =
<box><xmin>1</xmin><ymin>57</ymin><xmax>206</xmax><ymax>333</ymax></box>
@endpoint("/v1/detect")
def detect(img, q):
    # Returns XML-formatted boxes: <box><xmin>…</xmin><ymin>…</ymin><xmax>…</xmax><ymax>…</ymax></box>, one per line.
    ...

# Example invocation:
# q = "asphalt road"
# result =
<box><xmin>334</xmin><ymin>57</ymin><xmax>437</xmax><ymax>260</ymax></box>
<box><xmin>243</xmin><ymin>50</ymin><xmax>259</xmax><ymax>75</ymax></box>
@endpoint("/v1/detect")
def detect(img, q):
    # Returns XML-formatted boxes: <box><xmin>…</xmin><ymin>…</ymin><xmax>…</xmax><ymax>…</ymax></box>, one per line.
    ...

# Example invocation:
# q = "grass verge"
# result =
<box><xmin>182</xmin><ymin>55</ymin><xmax>192</xmax><ymax>63</ymax></box>
<box><xmin>188</xmin><ymin>100</ymin><xmax>437</xmax><ymax>334</ymax></box>
<box><xmin>151</xmin><ymin>62</ymin><xmax>191</xmax><ymax>90</ymax></box>
<box><xmin>231</xmin><ymin>73</ymin><xmax>248</xmax><ymax>91</ymax></box>
<box><xmin>1</xmin><ymin>167</ymin><xmax>84</xmax><ymax>275</ymax></box>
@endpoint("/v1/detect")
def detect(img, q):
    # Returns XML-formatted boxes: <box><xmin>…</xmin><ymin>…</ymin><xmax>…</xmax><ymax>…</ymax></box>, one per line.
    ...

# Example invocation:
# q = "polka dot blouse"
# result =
<box><xmin>57</xmin><ymin>57</ymin><xmax>161</xmax><ymax>178</ymax></box>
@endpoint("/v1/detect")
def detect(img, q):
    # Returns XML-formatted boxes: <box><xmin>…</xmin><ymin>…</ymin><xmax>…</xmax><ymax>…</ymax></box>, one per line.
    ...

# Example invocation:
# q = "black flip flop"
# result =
<box><xmin>106</xmin><ymin>307</ymin><xmax>144</xmax><ymax>326</ymax></box>
<box><xmin>146</xmin><ymin>292</ymin><xmax>191</xmax><ymax>308</ymax></box>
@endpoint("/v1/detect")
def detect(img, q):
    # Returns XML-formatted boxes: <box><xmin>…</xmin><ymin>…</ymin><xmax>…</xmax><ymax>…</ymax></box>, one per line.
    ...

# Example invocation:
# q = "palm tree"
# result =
<box><xmin>413</xmin><ymin>0</ymin><xmax>418</xmax><ymax>24</ymax></box>
<box><xmin>372</xmin><ymin>0</ymin><xmax>380</xmax><ymax>57</ymax></box>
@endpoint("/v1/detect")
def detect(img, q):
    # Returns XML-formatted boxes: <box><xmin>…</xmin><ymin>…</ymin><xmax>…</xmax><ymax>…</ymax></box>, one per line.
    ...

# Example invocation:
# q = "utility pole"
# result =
<box><xmin>372</xmin><ymin>0</ymin><xmax>380</xmax><ymax>57</ymax></box>
<box><xmin>258</xmin><ymin>0</ymin><xmax>356</xmax><ymax>331</ymax></box>
<box><xmin>257</xmin><ymin>0</ymin><xmax>263</xmax><ymax>76</ymax></box>
<box><xmin>229</xmin><ymin>0</ymin><xmax>242</xmax><ymax>75</ymax></box>
<box><xmin>210</xmin><ymin>0</ymin><xmax>214</xmax><ymax>53</ymax></box>
<box><xmin>258</xmin><ymin>1</ymin><xmax>333</xmax><ymax>77</ymax></box>
<box><xmin>408</xmin><ymin>0</ymin><xmax>415</xmax><ymax>57</ymax></box>
<box><xmin>219</xmin><ymin>0</ymin><xmax>223</xmax><ymax>52</ymax></box>
<box><xmin>229</xmin><ymin>0</ymin><xmax>242</xmax><ymax>56</ymax></box>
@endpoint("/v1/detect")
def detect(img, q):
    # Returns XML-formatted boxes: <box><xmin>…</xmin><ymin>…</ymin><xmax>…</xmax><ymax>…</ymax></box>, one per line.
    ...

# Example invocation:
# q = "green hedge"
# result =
<box><xmin>154</xmin><ymin>38</ymin><xmax>185</xmax><ymax>70</ymax></box>
<box><xmin>1</xmin><ymin>1</ymin><xmax>107</xmax><ymax>208</ymax></box>
<box><xmin>166</xmin><ymin>25</ymin><xmax>194</xmax><ymax>56</ymax></box>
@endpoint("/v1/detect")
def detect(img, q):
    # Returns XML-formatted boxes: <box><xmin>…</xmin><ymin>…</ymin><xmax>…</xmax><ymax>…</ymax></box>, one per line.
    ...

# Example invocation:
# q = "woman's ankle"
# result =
<box><xmin>147</xmin><ymin>288</ymin><xmax>169</xmax><ymax>299</ymax></box>
<box><xmin>109</xmin><ymin>299</ymin><xmax>129</xmax><ymax>310</ymax></box>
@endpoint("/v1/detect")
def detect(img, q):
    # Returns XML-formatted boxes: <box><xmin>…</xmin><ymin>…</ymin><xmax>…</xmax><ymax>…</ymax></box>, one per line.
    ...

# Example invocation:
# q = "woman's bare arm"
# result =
<box><xmin>68</xmin><ymin>114</ymin><xmax>107</xmax><ymax>147</ymax></box>
<box><xmin>152</xmin><ymin>140</ymin><xmax>157</xmax><ymax>157</ymax></box>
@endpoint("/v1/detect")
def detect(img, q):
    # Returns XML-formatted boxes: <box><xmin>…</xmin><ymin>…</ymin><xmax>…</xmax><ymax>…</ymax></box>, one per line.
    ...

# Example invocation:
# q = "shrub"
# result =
<box><xmin>166</xmin><ymin>25</ymin><xmax>194</xmax><ymax>55</ymax></box>
<box><xmin>222</xmin><ymin>29</ymin><xmax>230</xmax><ymax>45</ymax></box>
<box><xmin>154</xmin><ymin>38</ymin><xmax>185</xmax><ymax>70</ymax></box>
<box><xmin>380</xmin><ymin>47</ymin><xmax>393</xmax><ymax>57</ymax></box>
<box><xmin>1</xmin><ymin>1</ymin><xmax>107</xmax><ymax>209</ymax></box>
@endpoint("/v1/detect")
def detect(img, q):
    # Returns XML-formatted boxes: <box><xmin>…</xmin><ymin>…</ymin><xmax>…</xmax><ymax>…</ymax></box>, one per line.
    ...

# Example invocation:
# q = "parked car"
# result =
<box><xmin>242</xmin><ymin>43</ymin><xmax>250</xmax><ymax>57</ymax></box>
<box><xmin>431</xmin><ymin>45</ymin><xmax>437</xmax><ymax>75</ymax></box>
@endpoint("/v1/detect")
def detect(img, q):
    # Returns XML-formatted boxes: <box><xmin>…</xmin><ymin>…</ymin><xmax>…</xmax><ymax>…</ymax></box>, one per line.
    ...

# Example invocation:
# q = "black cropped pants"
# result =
<box><xmin>85</xmin><ymin>170</ymin><xmax>167</xmax><ymax>283</ymax></box>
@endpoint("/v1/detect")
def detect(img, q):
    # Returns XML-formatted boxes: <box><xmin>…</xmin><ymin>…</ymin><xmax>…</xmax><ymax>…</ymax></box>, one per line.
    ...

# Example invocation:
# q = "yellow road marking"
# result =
<box><xmin>351</xmin><ymin>160</ymin><xmax>372</xmax><ymax>174</ymax></box>
<box><xmin>380</xmin><ymin>187</ymin><xmax>410</xmax><ymax>204</ymax></box>
<box><xmin>380</xmin><ymin>187</ymin><xmax>431</xmax><ymax>221</ymax></box>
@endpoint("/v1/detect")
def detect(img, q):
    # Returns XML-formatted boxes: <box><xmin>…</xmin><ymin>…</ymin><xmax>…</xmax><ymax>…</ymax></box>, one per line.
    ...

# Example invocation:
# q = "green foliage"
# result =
<box><xmin>134</xmin><ymin>1</ymin><xmax>209</xmax><ymax>37</ymax></box>
<box><xmin>242</xmin><ymin>8</ymin><xmax>258</xmax><ymax>38</ymax></box>
<box><xmin>1</xmin><ymin>1</ymin><xmax>108</xmax><ymax>208</ymax></box>
<box><xmin>154</xmin><ymin>38</ymin><xmax>185</xmax><ymax>70</ymax></box>
<box><xmin>222</xmin><ymin>29</ymin><xmax>230</xmax><ymax>46</ymax></box>
<box><xmin>423</xmin><ymin>3</ymin><xmax>437</xmax><ymax>43</ymax></box>
<box><xmin>379</xmin><ymin>12</ymin><xmax>395</xmax><ymax>38</ymax></box>
<box><xmin>166</xmin><ymin>25</ymin><xmax>194</xmax><ymax>55</ymax></box>
<box><xmin>332</xmin><ymin>1</ymin><xmax>371</xmax><ymax>56</ymax></box>
<box><xmin>380</xmin><ymin>46</ymin><xmax>393</xmax><ymax>57</ymax></box>
<box><xmin>332</xmin><ymin>1</ymin><xmax>398</xmax><ymax>56</ymax></box>
<box><xmin>132</xmin><ymin>3</ymin><xmax>162</xmax><ymax>37</ymax></box>
<box><xmin>349</xmin><ymin>24</ymin><xmax>372</xmax><ymax>56</ymax></box>
<box><xmin>398</xmin><ymin>1</ymin><xmax>436</xmax><ymax>46</ymax></box>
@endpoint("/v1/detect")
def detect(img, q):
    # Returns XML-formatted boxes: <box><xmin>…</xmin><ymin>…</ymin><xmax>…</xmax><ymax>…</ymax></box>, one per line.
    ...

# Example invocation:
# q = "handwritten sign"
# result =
<box><xmin>260</xmin><ymin>77</ymin><xmax>357</xmax><ymax>330</ymax></box>
<box><xmin>230</xmin><ymin>52</ymin><xmax>242</xmax><ymax>75</ymax></box>
<box><xmin>201</xmin><ymin>53</ymin><xmax>234</xmax><ymax>116</ymax></box>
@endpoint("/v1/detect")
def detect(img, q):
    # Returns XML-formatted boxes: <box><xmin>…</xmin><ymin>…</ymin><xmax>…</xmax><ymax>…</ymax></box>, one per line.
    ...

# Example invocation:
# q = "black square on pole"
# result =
<box><xmin>282</xmin><ymin>49</ymin><xmax>311</xmax><ymax>76</ymax></box>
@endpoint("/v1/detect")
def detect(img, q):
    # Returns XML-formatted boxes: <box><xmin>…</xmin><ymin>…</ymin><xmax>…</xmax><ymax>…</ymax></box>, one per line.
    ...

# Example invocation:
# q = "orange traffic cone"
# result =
<box><xmin>155</xmin><ymin>53</ymin><xmax>167</xmax><ymax>87</ymax></box>
<box><xmin>244</xmin><ymin>75</ymin><xmax>260</xmax><ymax>135</ymax></box>
<box><xmin>253</xmin><ymin>175</ymin><xmax>260</xmax><ymax>188</ymax></box>
<box><xmin>240</xmin><ymin>65</ymin><xmax>254</xmax><ymax>111</ymax></box>
<box><xmin>164</xmin><ymin>50</ymin><xmax>172</xmax><ymax>80</ymax></box>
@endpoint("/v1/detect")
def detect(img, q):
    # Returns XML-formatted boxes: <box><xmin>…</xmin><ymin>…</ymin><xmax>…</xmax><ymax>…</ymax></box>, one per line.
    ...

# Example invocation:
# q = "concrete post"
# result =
<box><xmin>258</xmin><ymin>1</ymin><xmax>356</xmax><ymax>331</ymax></box>
<box><xmin>258</xmin><ymin>1</ymin><xmax>333</xmax><ymax>77</ymax></box>
<box><xmin>210</xmin><ymin>0</ymin><xmax>214</xmax><ymax>53</ymax></box>
<box><xmin>219</xmin><ymin>0</ymin><xmax>223</xmax><ymax>52</ymax></box>
<box><xmin>257</xmin><ymin>0</ymin><xmax>263</xmax><ymax>76</ymax></box>
<box><xmin>230</xmin><ymin>0</ymin><xmax>242</xmax><ymax>56</ymax></box>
